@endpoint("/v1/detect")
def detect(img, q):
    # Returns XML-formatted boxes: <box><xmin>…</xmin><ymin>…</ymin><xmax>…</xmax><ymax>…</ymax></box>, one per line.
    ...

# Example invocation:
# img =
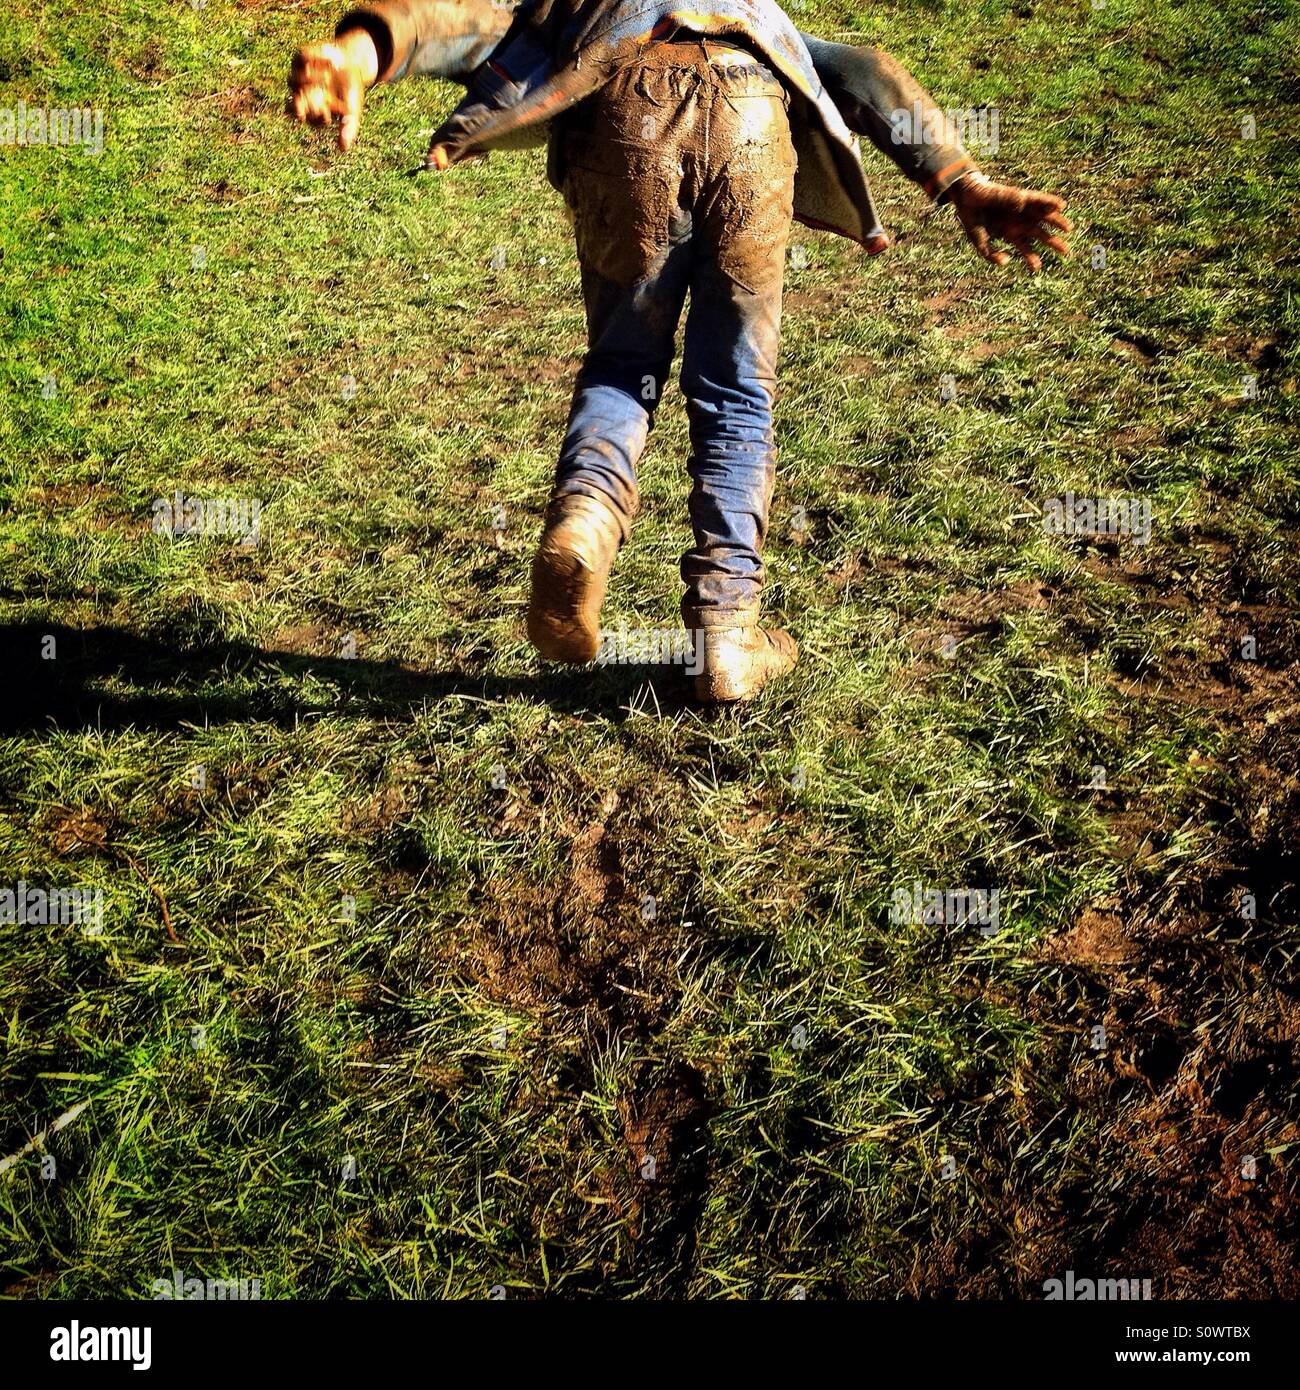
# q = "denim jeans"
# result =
<box><xmin>552</xmin><ymin>38</ymin><xmax>796</xmax><ymax>617</ymax></box>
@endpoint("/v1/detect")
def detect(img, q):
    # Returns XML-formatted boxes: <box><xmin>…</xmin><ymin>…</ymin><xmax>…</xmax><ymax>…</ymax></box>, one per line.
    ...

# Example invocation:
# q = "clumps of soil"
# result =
<box><xmin>616</xmin><ymin>1061</ymin><xmax>711</xmax><ymax>1261</ymax></box>
<box><xmin>155</xmin><ymin>761</ymin><xmax>281</xmax><ymax>825</ymax></box>
<box><xmin>1097</xmin><ymin>590</ymin><xmax>1298</xmax><ymax>731</ymax></box>
<box><xmin>121</xmin><ymin>39</ymin><xmax>166</xmax><ymax>84</ymax></box>
<box><xmin>340</xmin><ymin>781</ymin><xmax>411</xmax><ymax>835</ymax></box>
<box><xmin>1041</xmin><ymin>906</ymin><xmax>1136</xmax><ymax>967</ymax></box>
<box><xmin>463</xmin><ymin>867</ymin><xmax>681</xmax><ymax>1035</ymax></box>
<box><xmin>568</xmin><ymin>803</ymin><xmax>624</xmax><ymax>910</ymax></box>
<box><xmin>1110</xmin><ymin>331</ymin><xmax>1164</xmax><ymax>364</ymax></box>
<box><xmin>202</xmin><ymin>179</ymin><xmax>244</xmax><ymax>204</ymax></box>
<box><xmin>620</xmin><ymin>1062</ymin><xmax>709</xmax><ymax>1189</ymax></box>
<box><xmin>43</xmin><ymin>806</ymin><xmax>113</xmax><ymax>857</ymax></box>
<box><xmin>215</xmin><ymin>84</ymin><xmax>265</xmax><ymax>145</ymax></box>
<box><xmin>940</xmin><ymin>578</ymin><xmax>1056</xmax><ymax>626</ymax></box>
<box><xmin>1095</xmin><ymin>1007</ymin><xmax>1300</xmax><ymax>1297</ymax></box>
<box><xmin>920</xmin><ymin>282</ymin><xmax>983</xmax><ymax>321</ymax></box>
<box><xmin>460</xmin><ymin>786</ymin><xmax>689</xmax><ymax>1035</ymax></box>
<box><xmin>216</xmin><ymin>85</ymin><xmax>260</xmax><ymax>120</ymax></box>
<box><xmin>449</xmin><ymin>778</ymin><xmax>711</xmax><ymax>1277</ymax></box>
<box><xmin>28</xmin><ymin>483</ymin><xmax>117</xmax><ymax>509</ymax></box>
<box><xmin>896</xmin><ymin>511</ymin><xmax>1299</xmax><ymax>1297</ymax></box>
<box><xmin>622</xmin><ymin>1061</ymin><xmax>711</xmax><ymax>1184</ymax></box>
<box><xmin>1022</xmin><ymin>716</ymin><xmax>1300</xmax><ymax>1296</ymax></box>
<box><xmin>271</xmin><ymin>623</ymin><xmax>347</xmax><ymax>658</ymax></box>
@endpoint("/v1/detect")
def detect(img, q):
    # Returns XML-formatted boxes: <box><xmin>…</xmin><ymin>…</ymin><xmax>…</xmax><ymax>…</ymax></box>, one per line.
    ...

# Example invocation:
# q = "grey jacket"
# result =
<box><xmin>337</xmin><ymin>0</ymin><xmax>978</xmax><ymax>249</ymax></box>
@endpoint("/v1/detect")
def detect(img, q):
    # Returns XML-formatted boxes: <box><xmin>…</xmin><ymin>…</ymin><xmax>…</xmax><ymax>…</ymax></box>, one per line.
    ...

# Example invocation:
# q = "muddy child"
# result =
<box><xmin>290</xmin><ymin>0</ymin><xmax>1070</xmax><ymax>700</ymax></box>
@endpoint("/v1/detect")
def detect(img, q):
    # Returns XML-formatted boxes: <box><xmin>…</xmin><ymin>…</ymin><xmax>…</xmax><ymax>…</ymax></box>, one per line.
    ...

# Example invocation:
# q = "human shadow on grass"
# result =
<box><xmin>0</xmin><ymin>621</ymin><xmax>695</xmax><ymax>732</ymax></box>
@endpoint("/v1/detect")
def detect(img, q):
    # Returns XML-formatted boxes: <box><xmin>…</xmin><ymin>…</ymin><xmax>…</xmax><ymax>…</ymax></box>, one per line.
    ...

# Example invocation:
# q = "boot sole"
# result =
<box><xmin>526</xmin><ymin>542</ymin><xmax>602</xmax><ymax>664</ymax></box>
<box><xmin>691</xmin><ymin>671</ymin><xmax>768</xmax><ymax>703</ymax></box>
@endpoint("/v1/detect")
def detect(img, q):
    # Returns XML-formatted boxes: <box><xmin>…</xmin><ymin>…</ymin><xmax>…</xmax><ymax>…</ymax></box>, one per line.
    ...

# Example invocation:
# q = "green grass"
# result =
<box><xmin>1</xmin><ymin>0</ymin><xmax>1298</xmax><ymax>1298</ymax></box>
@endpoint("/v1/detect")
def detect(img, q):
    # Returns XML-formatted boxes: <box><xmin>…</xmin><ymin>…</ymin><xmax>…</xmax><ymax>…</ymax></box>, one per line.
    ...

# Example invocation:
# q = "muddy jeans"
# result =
<box><xmin>552</xmin><ymin>37</ymin><xmax>796</xmax><ymax>617</ymax></box>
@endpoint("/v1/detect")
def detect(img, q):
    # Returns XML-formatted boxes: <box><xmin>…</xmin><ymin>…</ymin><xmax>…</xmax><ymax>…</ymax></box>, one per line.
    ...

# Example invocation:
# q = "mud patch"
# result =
<box><xmin>120</xmin><ymin>40</ymin><xmax>166</xmax><ymax>84</ymax></box>
<box><xmin>341</xmin><ymin>781</ymin><xmax>411</xmax><ymax>835</ymax></box>
<box><xmin>28</xmin><ymin>483</ymin><xmax>118</xmax><ymax>508</ymax></box>
<box><xmin>202</xmin><ymin>179</ymin><xmax>244</xmax><ymax>204</ymax></box>
<box><xmin>1110</xmin><ymin>331</ymin><xmax>1164</xmax><ymax>363</ymax></box>
<box><xmin>903</xmin><ymin>499</ymin><xmax>1300</xmax><ymax>1295</ymax></box>
<box><xmin>942</xmin><ymin>319</ymin><xmax>1009</xmax><ymax>361</ymax></box>
<box><xmin>904</xmin><ymin>578</ymin><xmax>1057</xmax><ymax>670</ymax></box>
<box><xmin>463</xmin><ymin>870</ymin><xmax>683</xmax><ymax>1036</ymax></box>
<box><xmin>620</xmin><ymin>1061</ymin><xmax>709</xmax><ymax>1189</ymax></box>
<box><xmin>921</xmin><ymin>281</ymin><xmax>983</xmax><ymax>320</ymax></box>
<box><xmin>216</xmin><ymin>85</ymin><xmax>260</xmax><ymax>120</ymax></box>
<box><xmin>569</xmin><ymin>818</ymin><xmax>623</xmax><ymax>910</ymax></box>
<box><xmin>43</xmin><ymin>806</ymin><xmax>113</xmax><ymax>857</ymax></box>
<box><xmin>1042</xmin><ymin>906</ymin><xmax>1137</xmax><ymax>967</ymax></box>
<box><xmin>271</xmin><ymin>623</ymin><xmax>348</xmax><ymax>657</ymax></box>
<box><xmin>616</xmin><ymin>1060</ymin><xmax>711</xmax><ymax>1268</ymax></box>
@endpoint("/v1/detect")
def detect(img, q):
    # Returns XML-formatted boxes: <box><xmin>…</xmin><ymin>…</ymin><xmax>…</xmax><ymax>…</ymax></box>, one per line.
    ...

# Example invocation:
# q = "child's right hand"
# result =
<box><xmin>287</xmin><ymin>31</ymin><xmax>380</xmax><ymax>152</ymax></box>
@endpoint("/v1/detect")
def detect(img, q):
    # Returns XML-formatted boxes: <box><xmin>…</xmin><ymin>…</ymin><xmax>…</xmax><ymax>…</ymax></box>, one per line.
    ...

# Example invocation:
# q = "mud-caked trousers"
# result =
<box><xmin>551</xmin><ymin>38</ymin><xmax>796</xmax><ymax>619</ymax></box>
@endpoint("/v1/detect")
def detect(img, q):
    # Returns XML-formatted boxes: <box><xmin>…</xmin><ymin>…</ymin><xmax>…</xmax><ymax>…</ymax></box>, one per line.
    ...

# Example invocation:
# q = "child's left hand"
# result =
<box><xmin>949</xmin><ymin>173</ymin><xmax>1072</xmax><ymax>272</ymax></box>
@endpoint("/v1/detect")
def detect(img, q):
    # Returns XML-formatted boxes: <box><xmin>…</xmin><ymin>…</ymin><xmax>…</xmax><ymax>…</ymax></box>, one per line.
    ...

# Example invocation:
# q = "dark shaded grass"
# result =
<box><xmin>2</xmin><ymin>0</ymin><xmax>1298</xmax><ymax>1296</ymax></box>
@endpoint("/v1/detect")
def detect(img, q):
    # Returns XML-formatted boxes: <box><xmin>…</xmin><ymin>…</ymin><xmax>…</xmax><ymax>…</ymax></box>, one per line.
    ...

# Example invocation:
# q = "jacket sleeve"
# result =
<box><xmin>334</xmin><ymin>0</ymin><xmax>517</xmax><ymax>85</ymax></box>
<box><xmin>799</xmin><ymin>34</ymin><xmax>980</xmax><ymax>202</ymax></box>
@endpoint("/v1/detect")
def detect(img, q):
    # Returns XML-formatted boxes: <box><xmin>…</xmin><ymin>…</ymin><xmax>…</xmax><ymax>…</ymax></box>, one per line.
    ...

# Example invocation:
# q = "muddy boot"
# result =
<box><xmin>527</xmin><ymin>494</ymin><xmax>623</xmax><ymax>663</ymax></box>
<box><xmin>684</xmin><ymin>602</ymin><xmax>798</xmax><ymax>703</ymax></box>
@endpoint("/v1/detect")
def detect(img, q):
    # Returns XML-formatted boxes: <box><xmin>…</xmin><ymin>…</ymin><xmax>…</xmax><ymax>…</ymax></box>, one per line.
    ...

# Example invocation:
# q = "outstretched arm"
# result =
<box><xmin>287</xmin><ymin>1</ymin><xmax>517</xmax><ymax>150</ymax></box>
<box><xmin>798</xmin><ymin>35</ymin><xmax>977</xmax><ymax>203</ymax></box>
<box><xmin>800</xmin><ymin>34</ymin><xmax>1070</xmax><ymax>272</ymax></box>
<box><xmin>332</xmin><ymin>0</ymin><xmax>517</xmax><ymax>84</ymax></box>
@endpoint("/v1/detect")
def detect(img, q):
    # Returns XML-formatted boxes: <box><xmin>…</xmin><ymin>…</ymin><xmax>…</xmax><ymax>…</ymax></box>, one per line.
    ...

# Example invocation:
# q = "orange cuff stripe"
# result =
<box><xmin>924</xmin><ymin>156</ymin><xmax>973</xmax><ymax>199</ymax></box>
